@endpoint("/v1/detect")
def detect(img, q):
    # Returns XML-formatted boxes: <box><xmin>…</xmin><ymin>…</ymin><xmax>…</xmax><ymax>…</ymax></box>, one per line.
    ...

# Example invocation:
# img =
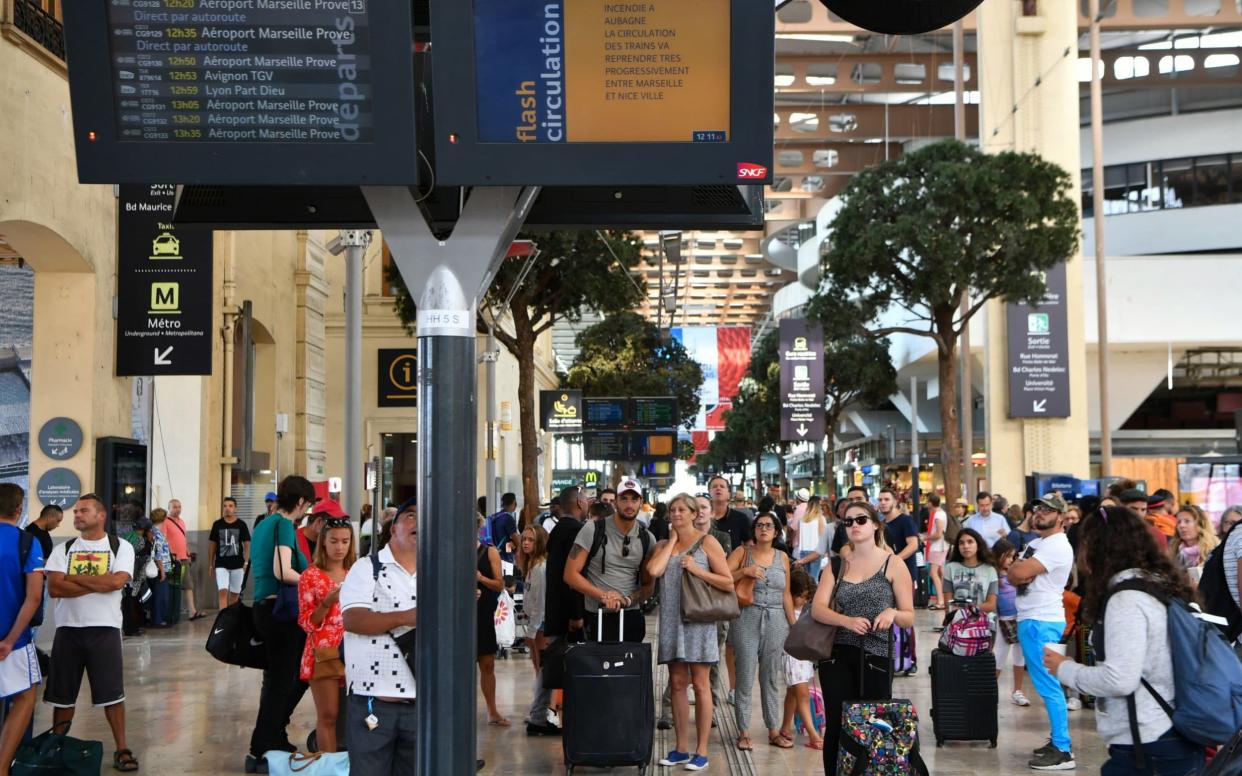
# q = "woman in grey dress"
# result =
<box><xmin>727</xmin><ymin>512</ymin><xmax>796</xmax><ymax>751</ymax></box>
<box><xmin>647</xmin><ymin>492</ymin><xmax>734</xmax><ymax>771</ymax></box>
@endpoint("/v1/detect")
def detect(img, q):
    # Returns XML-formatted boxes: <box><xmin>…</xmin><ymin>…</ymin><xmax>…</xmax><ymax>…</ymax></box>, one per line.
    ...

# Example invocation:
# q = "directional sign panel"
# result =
<box><xmin>779</xmin><ymin>318</ymin><xmax>825</xmax><ymax>442</ymax></box>
<box><xmin>1007</xmin><ymin>263</ymin><xmax>1071</xmax><ymax>418</ymax></box>
<box><xmin>117</xmin><ymin>184</ymin><xmax>213</xmax><ymax>376</ymax></box>
<box><xmin>540</xmin><ymin>390</ymin><xmax>583</xmax><ymax>432</ymax></box>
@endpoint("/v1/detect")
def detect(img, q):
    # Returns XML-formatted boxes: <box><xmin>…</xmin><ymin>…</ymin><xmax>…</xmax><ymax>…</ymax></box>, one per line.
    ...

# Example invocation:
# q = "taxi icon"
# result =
<box><xmin>151</xmin><ymin>233</ymin><xmax>180</xmax><ymax>257</ymax></box>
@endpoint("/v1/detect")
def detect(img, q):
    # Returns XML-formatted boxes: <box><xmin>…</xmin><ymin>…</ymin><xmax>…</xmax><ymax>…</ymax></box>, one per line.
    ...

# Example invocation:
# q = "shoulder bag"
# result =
<box><xmin>680</xmin><ymin>537</ymin><xmax>740</xmax><ymax>623</ymax></box>
<box><xmin>271</xmin><ymin>530</ymin><xmax>301</xmax><ymax>624</ymax></box>
<box><xmin>784</xmin><ymin>556</ymin><xmax>847</xmax><ymax>662</ymax></box>
<box><xmin>735</xmin><ymin>546</ymin><xmax>757</xmax><ymax>608</ymax></box>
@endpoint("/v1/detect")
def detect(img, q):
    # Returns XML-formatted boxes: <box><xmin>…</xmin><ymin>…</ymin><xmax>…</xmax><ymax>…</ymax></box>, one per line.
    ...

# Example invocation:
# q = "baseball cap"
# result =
<box><xmin>309</xmin><ymin>498</ymin><xmax>348</xmax><ymax>518</ymax></box>
<box><xmin>395</xmin><ymin>495</ymin><xmax>417</xmax><ymax>517</ymax></box>
<box><xmin>795</xmin><ymin>488</ymin><xmax>811</xmax><ymax>503</ymax></box>
<box><xmin>1036</xmin><ymin>493</ymin><xmax>1068</xmax><ymax>513</ymax></box>
<box><xmin>618</xmin><ymin>478</ymin><xmax>643</xmax><ymax>497</ymax></box>
<box><xmin>1147</xmin><ymin>488</ymin><xmax>1174</xmax><ymax>509</ymax></box>
<box><xmin>264</xmin><ymin>492</ymin><xmax>277</xmax><ymax>502</ymax></box>
<box><xmin>1118</xmin><ymin>488</ymin><xmax>1148</xmax><ymax>504</ymax></box>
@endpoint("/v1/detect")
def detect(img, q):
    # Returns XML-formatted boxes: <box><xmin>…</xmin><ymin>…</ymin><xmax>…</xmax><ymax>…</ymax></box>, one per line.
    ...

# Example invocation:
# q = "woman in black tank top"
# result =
<box><xmin>810</xmin><ymin>502</ymin><xmax>916</xmax><ymax>775</ymax></box>
<box><xmin>476</xmin><ymin>535</ymin><xmax>508</xmax><ymax>726</ymax></box>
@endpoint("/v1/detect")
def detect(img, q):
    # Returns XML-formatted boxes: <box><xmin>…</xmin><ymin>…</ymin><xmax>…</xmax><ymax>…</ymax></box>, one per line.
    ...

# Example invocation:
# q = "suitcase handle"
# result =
<box><xmin>595</xmin><ymin>605</ymin><xmax>625</xmax><ymax>642</ymax></box>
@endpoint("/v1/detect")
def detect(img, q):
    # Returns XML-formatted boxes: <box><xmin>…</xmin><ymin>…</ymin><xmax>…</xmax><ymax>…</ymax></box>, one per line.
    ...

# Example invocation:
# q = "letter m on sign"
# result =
<box><xmin>150</xmin><ymin>282</ymin><xmax>179</xmax><ymax>312</ymax></box>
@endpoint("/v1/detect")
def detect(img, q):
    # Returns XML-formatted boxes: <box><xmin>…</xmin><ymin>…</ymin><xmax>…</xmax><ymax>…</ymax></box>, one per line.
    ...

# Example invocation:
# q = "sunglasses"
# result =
<box><xmin>840</xmin><ymin>516</ymin><xmax>872</xmax><ymax>528</ymax></box>
<box><xmin>323</xmin><ymin>517</ymin><xmax>351</xmax><ymax>528</ymax></box>
<box><xmin>754</xmin><ymin>522</ymin><xmax>777</xmax><ymax>531</ymax></box>
<box><xmin>621</xmin><ymin>535</ymin><xmax>632</xmax><ymax>558</ymax></box>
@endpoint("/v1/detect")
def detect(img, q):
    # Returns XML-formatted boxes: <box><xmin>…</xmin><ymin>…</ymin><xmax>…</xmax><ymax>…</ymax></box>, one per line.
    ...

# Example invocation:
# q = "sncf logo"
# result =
<box><xmin>737</xmin><ymin>163</ymin><xmax>768</xmax><ymax>180</ymax></box>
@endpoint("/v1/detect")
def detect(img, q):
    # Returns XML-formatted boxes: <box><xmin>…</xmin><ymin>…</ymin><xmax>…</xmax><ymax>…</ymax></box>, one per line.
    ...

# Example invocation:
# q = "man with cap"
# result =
<box><xmin>564</xmin><ymin>478</ymin><xmax>656</xmax><ymax>644</ymax></box>
<box><xmin>1006</xmin><ymin>493</ymin><xmax>1077</xmax><ymax>771</ymax></box>
<box><xmin>1119</xmin><ymin>488</ymin><xmax>1168</xmax><ymax>550</ymax></box>
<box><xmin>255</xmin><ymin>492</ymin><xmax>278</xmax><ymax>529</ymax></box>
<box><xmin>298</xmin><ymin>499</ymin><xmax>346</xmax><ymax>563</ymax></box>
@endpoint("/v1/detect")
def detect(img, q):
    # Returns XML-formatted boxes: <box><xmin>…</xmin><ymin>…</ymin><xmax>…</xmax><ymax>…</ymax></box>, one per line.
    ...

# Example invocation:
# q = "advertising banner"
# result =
<box><xmin>671</xmin><ymin>326</ymin><xmax>751</xmax><ymax>431</ymax></box>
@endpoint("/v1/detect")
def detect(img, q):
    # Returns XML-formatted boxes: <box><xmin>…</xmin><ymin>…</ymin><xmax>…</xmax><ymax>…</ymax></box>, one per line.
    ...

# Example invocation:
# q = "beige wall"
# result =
<box><xmin>0</xmin><ymin>32</ymin><xmax>131</xmax><ymax>529</ymax></box>
<box><xmin>978</xmin><ymin>0</ymin><xmax>1091</xmax><ymax>499</ymax></box>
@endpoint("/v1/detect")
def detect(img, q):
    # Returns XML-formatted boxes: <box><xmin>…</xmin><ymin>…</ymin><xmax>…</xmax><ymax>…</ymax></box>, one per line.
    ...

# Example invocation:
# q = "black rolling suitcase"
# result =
<box><xmin>929</xmin><ymin>647</ymin><xmax>998</xmax><ymax>747</ymax></box>
<box><xmin>563</xmin><ymin>608</ymin><xmax>653</xmax><ymax>773</ymax></box>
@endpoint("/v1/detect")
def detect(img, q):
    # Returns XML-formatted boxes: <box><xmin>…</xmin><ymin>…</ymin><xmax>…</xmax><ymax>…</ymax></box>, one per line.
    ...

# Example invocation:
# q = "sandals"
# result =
<box><xmin>487</xmin><ymin>717</ymin><xmax>511</xmax><ymax>727</ymax></box>
<box><xmin>113</xmin><ymin>749</ymin><xmax>139</xmax><ymax>772</ymax></box>
<box><xmin>777</xmin><ymin>728</ymin><xmax>795</xmax><ymax>742</ymax></box>
<box><xmin>805</xmin><ymin>739</ymin><xmax>825</xmax><ymax>751</ymax></box>
<box><xmin>768</xmin><ymin>733</ymin><xmax>794</xmax><ymax>749</ymax></box>
<box><xmin>736</xmin><ymin>734</ymin><xmax>754</xmax><ymax>751</ymax></box>
<box><xmin>188</xmin><ymin>612</ymin><xmax>207</xmax><ymax>621</ymax></box>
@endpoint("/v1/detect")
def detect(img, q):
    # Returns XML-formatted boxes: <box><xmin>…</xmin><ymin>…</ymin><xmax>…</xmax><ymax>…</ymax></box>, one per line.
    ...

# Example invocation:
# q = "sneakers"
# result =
<box><xmin>684</xmin><ymin>753</ymin><xmax>709</xmax><ymax>771</ymax></box>
<box><xmin>524</xmin><ymin>722</ymin><xmax>562</xmax><ymax>736</ymax></box>
<box><xmin>1065</xmin><ymin>696</ymin><xmax>1083</xmax><ymax>711</ymax></box>
<box><xmin>1032</xmin><ymin>739</ymin><xmax>1056</xmax><ymax>755</ymax></box>
<box><xmin>1012</xmin><ymin>690</ymin><xmax>1031</xmax><ymax>706</ymax></box>
<box><xmin>1029</xmin><ymin>747</ymin><xmax>1076</xmax><ymax>770</ymax></box>
<box><xmin>660</xmin><ymin>751</ymin><xmax>691</xmax><ymax>767</ymax></box>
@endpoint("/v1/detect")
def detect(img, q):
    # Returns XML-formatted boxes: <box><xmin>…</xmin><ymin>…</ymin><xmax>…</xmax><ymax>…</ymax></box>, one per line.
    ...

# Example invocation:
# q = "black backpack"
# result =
<box><xmin>1199</xmin><ymin>521</ymin><xmax>1242</xmax><ymax>642</ymax></box>
<box><xmin>16</xmin><ymin>531</ymin><xmax>42</xmax><ymax>628</ymax></box>
<box><xmin>586</xmin><ymin>520</ymin><xmax>652</xmax><ymax>588</ymax></box>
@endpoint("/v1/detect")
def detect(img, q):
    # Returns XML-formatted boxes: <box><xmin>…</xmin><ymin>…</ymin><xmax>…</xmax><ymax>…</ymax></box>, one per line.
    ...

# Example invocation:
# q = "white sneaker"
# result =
<box><xmin>1065</xmin><ymin>697</ymin><xmax>1083</xmax><ymax>711</ymax></box>
<box><xmin>1012</xmin><ymin>690</ymin><xmax>1031</xmax><ymax>707</ymax></box>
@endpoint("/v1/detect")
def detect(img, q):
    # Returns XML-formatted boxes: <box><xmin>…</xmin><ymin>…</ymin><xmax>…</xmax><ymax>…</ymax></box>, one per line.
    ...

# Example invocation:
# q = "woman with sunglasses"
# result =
<box><xmin>811</xmin><ymin>501</ymin><xmax>914</xmax><ymax>775</ymax></box>
<box><xmin>727</xmin><ymin>512</ymin><xmax>797</xmax><ymax>751</ymax></box>
<box><xmin>647</xmin><ymin>493</ymin><xmax>733</xmax><ymax>771</ymax></box>
<box><xmin>297</xmin><ymin>515</ymin><xmax>357</xmax><ymax>753</ymax></box>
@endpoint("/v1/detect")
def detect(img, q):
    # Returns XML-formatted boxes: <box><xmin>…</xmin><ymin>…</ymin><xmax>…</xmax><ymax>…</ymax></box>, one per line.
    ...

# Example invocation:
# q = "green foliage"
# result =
<box><xmin>824</xmin><ymin>335</ymin><xmax>898</xmax><ymax>420</ymax></box>
<box><xmin>387</xmin><ymin>229</ymin><xmax>645</xmax><ymax>339</ymax></box>
<box><xmin>565</xmin><ymin>311</ymin><xmax>703</xmax><ymax>429</ymax></box>
<box><xmin>806</xmin><ymin>140</ymin><xmax>1079</xmax><ymax>353</ymax></box>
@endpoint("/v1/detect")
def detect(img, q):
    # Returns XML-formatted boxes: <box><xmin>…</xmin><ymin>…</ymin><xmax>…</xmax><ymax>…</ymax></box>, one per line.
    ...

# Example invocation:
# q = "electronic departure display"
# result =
<box><xmin>583</xmin><ymin>431</ymin><xmax>629</xmax><ymax>461</ymax></box>
<box><xmin>631</xmin><ymin>432</ymin><xmax>675</xmax><ymax>460</ymax></box>
<box><xmin>583</xmin><ymin>398</ymin><xmax>629</xmax><ymax>429</ymax></box>
<box><xmin>63</xmin><ymin>1</ymin><xmax>418</xmax><ymax>185</ymax></box>
<box><xmin>429</xmin><ymin>0</ymin><xmax>774</xmax><ymax>186</ymax></box>
<box><xmin>630</xmin><ymin>397</ymin><xmax>679</xmax><ymax>429</ymax></box>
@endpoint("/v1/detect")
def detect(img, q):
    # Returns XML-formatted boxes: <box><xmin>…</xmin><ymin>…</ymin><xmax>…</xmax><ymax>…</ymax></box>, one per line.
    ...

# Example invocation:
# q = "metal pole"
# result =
<box><xmin>1089</xmin><ymin>0</ymin><xmax>1113</xmax><ymax>474</ymax></box>
<box><xmin>910</xmin><ymin>376</ymin><xmax>920</xmax><ymax>515</ymax></box>
<box><xmin>339</xmin><ymin>230</ymin><xmax>372</xmax><ymax>520</ymax></box>
<box><xmin>485</xmin><ymin>324</ymin><xmax>499</xmax><ymax>521</ymax></box>
<box><xmin>954</xmin><ymin>20</ymin><xmax>973</xmax><ymax>499</ymax></box>
<box><xmin>363</xmin><ymin>184</ymin><xmax>537</xmax><ymax>776</ymax></box>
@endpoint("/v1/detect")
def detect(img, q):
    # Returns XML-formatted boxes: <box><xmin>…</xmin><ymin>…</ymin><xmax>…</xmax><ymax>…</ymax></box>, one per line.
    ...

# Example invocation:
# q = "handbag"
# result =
<box><xmin>494</xmin><ymin>591</ymin><xmax>517</xmax><ymax>647</ymax></box>
<box><xmin>272</xmin><ymin>540</ymin><xmax>300</xmax><ymax>625</ymax></box>
<box><xmin>735</xmin><ymin>546</ymin><xmax>756</xmax><ymax>608</ymax></box>
<box><xmin>143</xmin><ymin>556</ymin><xmax>159</xmax><ymax>580</ymax></box>
<box><xmin>12</xmin><ymin>722</ymin><xmax>103</xmax><ymax>776</ymax></box>
<box><xmin>263</xmin><ymin>750</ymin><xmax>349</xmax><ymax>776</ymax></box>
<box><xmin>311</xmin><ymin>645</ymin><xmax>345</xmax><ymax>681</ymax></box>
<box><xmin>680</xmin><ymin>537</ymin><xmax>740</xmax><ymax>623</ymax></box>
<box><xmin>784</xmin><ymin>556</ymin><xmax>847</xmax><ymax>662</ymax></box>
<box><xmin>938</xmin><ymin>605</ymin><xmax>994</xmax><ymax>657</ymax></box>
<box><xmin>205</xmin><ymin>566</ymin><xmax>267</xmax><ymax>669</ymax></box>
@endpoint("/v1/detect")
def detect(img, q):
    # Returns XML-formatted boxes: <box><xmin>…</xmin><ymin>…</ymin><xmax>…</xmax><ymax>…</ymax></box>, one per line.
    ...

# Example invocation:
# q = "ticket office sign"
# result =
<box><xmin>430</xmin><ymin>0</ymin><xmax>774</xmax><ymax>186</ymax></box>
<box><xmin>64</xmin><ymin>1</ymin><xmax>418</xmax><ymax>185</ymax></box>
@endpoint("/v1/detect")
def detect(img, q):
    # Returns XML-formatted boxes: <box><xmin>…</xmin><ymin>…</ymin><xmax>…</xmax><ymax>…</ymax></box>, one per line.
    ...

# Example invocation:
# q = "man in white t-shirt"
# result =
<box><xmin>1006</xmin><ymin>493</ymin><xmax>1075</xmax><ymax>771</ymax></box>
<box><xmin>44</xmin><ymin>494</ymin><xmax>137</xmax><ymax>772</ymax></box>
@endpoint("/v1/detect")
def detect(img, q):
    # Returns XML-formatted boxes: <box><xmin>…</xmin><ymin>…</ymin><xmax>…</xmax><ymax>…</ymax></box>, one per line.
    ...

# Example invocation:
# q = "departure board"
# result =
<box><xmin>631</xmin><ymin>432</ymin><xmax>675</xmax><ymax>460</ymax></box>
<box><xmin>106</xmin><ymin>0</ymin><xmax>373</xmax><ymax>143</ymax></box>
<box><xmin>583</xmin><ymin>431</ymin><xmax>628</xmax><ymax>461</ymax></box>
<box><xmin>63</xmin><ymin>1</ymin><xmax>416</xmax><ymax>184</ymax></box>
<box><xmin>583</xmin><ymin>398</ymin><xmax>629</xmax><ymax>429</ymax></box>
<box><xmin>630</xmin><ymin>397</ymin><xmax>678</xmax><ymax>429</ymax></box>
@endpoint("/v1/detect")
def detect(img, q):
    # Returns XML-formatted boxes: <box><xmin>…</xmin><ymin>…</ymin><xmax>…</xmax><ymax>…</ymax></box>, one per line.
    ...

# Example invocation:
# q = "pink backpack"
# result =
<box><xmin>938</xmin><ymin>605</ymin><xmax>994</xmax><ymax>657</ymax></box>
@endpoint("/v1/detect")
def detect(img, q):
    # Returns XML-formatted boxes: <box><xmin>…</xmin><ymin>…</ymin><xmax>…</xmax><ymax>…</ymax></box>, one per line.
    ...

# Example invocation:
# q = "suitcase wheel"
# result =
<box><xmin>936</xmin><ymin>739</ymin><xmax>944</xmax><ymax>748</ymax></box>
<box><xmin>990</xmin><ymin>740</ymin><xmax>997</xmax><ymax>748</ymax></box>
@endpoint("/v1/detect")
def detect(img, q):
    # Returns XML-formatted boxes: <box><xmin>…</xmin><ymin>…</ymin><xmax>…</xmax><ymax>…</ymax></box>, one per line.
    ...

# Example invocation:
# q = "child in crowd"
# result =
<box><xmin>991</xmin><ymin>539</ymin><xmax>1031</xmax><ymax>707</ymax></box>
<box><xmin>780</xmin><ymin>568</ymin><xmax>825</xmax><ymax>750</ymax></box>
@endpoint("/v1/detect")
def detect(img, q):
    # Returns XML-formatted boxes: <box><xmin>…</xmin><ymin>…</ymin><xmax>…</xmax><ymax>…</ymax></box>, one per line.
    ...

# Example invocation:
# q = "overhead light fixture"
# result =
<box><xmin>775</xmin><ymin>33</ymin><xmax>857</xmax><ymax>43</ymax></box>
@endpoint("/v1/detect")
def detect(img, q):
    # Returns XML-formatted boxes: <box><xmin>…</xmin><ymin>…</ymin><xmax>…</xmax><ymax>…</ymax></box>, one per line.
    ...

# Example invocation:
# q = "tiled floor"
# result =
<box><xmin>49</xmin><ymin>609</ymin><xmax>1107</xmax><ymax>774</ymax></box>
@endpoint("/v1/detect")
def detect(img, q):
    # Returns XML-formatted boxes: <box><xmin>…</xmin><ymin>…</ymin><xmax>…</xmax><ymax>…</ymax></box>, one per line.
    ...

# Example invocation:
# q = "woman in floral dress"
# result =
<box><xmin>297</xmin><ymin>517</ymin><xmax>356</xmax><ymax>753</ymax></box>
